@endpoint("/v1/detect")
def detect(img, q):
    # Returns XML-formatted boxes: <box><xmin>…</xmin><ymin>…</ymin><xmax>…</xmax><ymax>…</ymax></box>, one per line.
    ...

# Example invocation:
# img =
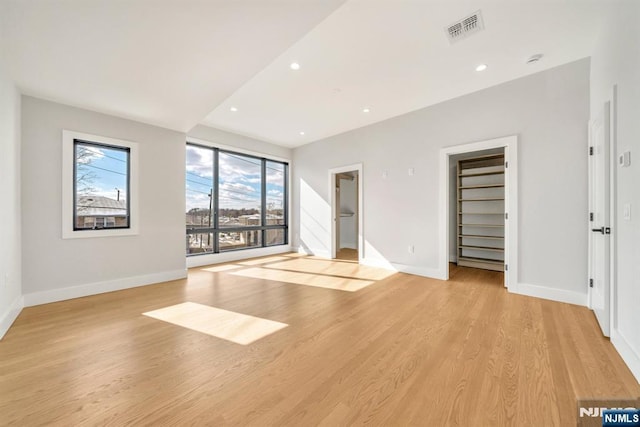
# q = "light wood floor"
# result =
<box><xmin>336</xmin><ymin>248</ymin><xmax>358</xmax><ymax>262</ymax></box>
<box><xmin>1</xmin><ymin>254</ymin><xmax>638</xmax><ymax>426</ymax></box>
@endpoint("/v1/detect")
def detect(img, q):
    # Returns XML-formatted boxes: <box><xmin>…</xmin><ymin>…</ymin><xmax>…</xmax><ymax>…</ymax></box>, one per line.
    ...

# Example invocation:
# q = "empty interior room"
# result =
<box><xmin>1</xmin><ymin>1</ymin><xmax>639</xmax><ymax>425</ymax></box>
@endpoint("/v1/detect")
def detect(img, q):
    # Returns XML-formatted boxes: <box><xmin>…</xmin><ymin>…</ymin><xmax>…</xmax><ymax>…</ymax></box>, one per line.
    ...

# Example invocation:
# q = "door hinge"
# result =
<box><xmin>589</xmin><ymin>278</ymin><xmax>594</xmax><ymax>288</ymax></box>
<box><xmin>505</xmin><ymin>161</ymin><xmax>509</xmax><ymax>168</ymax></box>
<box><xmin>589</xmin><ymin>212</ymin><xmax>594</xmax><ymax>222</ymax></box>
<box><xmin>589</xmin><ymin>146</ymin><xmax>594</xmax><ymax>156</ymax></box>
<box><xmin>505</xmin><ymin>264</ymin><xmax>508</xmax><ymax>272</ymax></box>
<box><xmin>505</xmin><ymin>212</ymin><xmax>508</xmax><ymax>220</ymax></box>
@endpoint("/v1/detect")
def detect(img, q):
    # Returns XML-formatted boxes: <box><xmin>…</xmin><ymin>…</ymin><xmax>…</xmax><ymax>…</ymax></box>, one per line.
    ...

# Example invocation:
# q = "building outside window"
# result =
<box><xmin>185</xmin><ymin>143</ymin><xmax>288</xmax><ymax>255</ymax></box>
<box><xmin>62</xmin><ymin>130</ymin><xmax>138</xmax><ymax>239</ymax></box>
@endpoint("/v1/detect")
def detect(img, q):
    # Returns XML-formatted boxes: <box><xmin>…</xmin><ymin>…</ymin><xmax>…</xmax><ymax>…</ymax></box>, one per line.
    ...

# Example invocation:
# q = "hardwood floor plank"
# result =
<box><xmin>0</xmin><ymin>256</ymin><xmax>638</xmax><ymax>426</ymax></box>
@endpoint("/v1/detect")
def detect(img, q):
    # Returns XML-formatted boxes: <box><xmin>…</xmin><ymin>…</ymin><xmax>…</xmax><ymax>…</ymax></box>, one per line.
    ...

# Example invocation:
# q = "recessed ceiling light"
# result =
<box><xmin>299</xmin><ymin>131</ymin><xmax>305</xmax><ymax>136</ymax></box>
<box><xmin>362</xmin><ymin>108</ymin><xmax>370</xmax><ymax>113</ymax></box>
<box><xmin>526</xmin><ymin>54</ymin><xmax>543</xmax><ymax>64</ymax></box>
<box><xmin>475</xmin><ymin>64</ymin><xmax>488</xmax><ymax>72</ymax></box>
<box><xmin>229</xmin><ymin>107</ymin><xmax>238</xmax><ymax>112</ymax></box>
<box><xmin>290</xmin><ymin>62</ymin><xmax>300</xmax><ymax>70</ymax></box>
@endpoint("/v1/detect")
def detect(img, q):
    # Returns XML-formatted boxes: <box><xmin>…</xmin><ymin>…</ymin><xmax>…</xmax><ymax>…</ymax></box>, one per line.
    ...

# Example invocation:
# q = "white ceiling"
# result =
<box><xmin>0</xmin><ymin>0</ymin><xmax>346</xmax><ymax>131</ymax></box>
<box><xmin>1</xmin><ymin>0</ymin><xmax>604</xmax><ymax>147</ymax></box>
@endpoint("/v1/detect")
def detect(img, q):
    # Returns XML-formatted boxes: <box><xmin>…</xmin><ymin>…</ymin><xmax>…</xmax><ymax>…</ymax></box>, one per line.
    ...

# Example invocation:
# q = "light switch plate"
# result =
<box><xmin>623</xmin><ymin>203</ymin><xmax>631</xmax><ymax>220</ymax></box>
<box><xmin>619</xmin><ymin>151</ymin><xmax>631</xmax><ymax>167</ymax></box>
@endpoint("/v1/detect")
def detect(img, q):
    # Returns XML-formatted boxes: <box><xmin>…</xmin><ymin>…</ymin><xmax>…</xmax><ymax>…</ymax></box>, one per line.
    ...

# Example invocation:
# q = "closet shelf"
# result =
<box><xmin>457</xmin><ymin>256</ymin><xmax>503</xmax><ymax>265</ymax></box>
<box><xmin>458</xmin><ymin>212</ymin><xmax>504</xmax><ymax>215</ymax></box>
<box><xmin>459</xmin><ymin>245</ymin><xmax>504</xmax><ymax>252</ymax></box>
<box><xmin>457</xmin><ymin>171</ymin><xmax>504</xmax><ymax>178</ymax></box>
<box><xmin>456</xmin><ymin>153</ymin><xmax>505</xmax><ymax>272</ymax></box>
<box><xmin>459</xmin><ymin>184</ymin><xmax>505</xmax><ymax>189</ymax></box>
<box><xmin>458</xmin><ymin>235</ymin><xmax>504</xmax><ymax>240</ymax></box>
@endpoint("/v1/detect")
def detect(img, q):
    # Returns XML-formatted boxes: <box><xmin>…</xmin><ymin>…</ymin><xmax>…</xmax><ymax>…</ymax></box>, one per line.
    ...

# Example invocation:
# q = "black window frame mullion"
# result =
<box><xmin>213</xmin><ymin>148</ymin><xmax>220</xmax><ymax>253</ymax></box>
<box><xmin>261</xmin><ymin>158</ymin><xmax>267</xmax><ymax>248</ymax></box>
<box><xmin>186</xmin><ymin>142</ymin><xmax>289</xmax><ymax>256</ymax></box>
<box><xmin>283</xmin><ymin>162</ymin><xmax>289</xmax><ymax>244</ymax></box>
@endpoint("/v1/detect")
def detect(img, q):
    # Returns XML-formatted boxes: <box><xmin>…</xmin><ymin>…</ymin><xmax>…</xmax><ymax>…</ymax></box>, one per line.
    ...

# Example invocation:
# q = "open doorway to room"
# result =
<box><xmin>450</xmin><ymin>148</ymin><xmax>505</xmax><ymax>273</ymax></box>
<box><xmin>329</xmin><ymin>164</ymin><xmax>363</xmax><ymax>263</ymax></box>
<box><xmin>439</xmin><ymin>136</ymin><xmax>518</xmax><ymax>288</ymax></box>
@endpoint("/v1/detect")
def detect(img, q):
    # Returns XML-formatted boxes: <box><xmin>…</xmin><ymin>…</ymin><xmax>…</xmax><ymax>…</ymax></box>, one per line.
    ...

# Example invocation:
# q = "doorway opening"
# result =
<box><xmin>450</xmin><ymin>148</ymin><xmax>505</xmax><ymax>275</ymax></box>
<box><xmin>329</xmin><ymin>164</ymin><xmax>363</xmax><ymax>263</ymax></box>
<box><xmin>439</xmin><ymin>136</ymin><xmax>518</xmax><ymax>288</ymax></box>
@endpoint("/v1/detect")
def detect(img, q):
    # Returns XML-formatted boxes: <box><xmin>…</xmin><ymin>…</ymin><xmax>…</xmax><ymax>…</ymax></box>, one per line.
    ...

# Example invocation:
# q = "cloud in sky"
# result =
<box><xmin>186</xmin><ymin>145</ymin><xmax>214</xmax><ymax>179</ymax></box>
<box><xmin>185</xmin><ymin>146</ymin><xmax>286</xmax><ymax>212</ymax></box>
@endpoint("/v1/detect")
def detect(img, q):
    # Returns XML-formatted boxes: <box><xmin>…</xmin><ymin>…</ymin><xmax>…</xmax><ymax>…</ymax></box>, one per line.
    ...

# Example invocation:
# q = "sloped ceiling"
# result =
<box><xmin>1</xmin><ymin>0</ymin><xmax>604</xmax><ymax>147</ymax></box>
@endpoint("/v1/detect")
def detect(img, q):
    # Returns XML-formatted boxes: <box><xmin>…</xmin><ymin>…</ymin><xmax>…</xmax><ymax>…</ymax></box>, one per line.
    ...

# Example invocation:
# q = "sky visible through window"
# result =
<box><xmin>75</xmin><ymin>142</ymin><xmax>128</xmax><ymax>201</ymax></box>
<box><xmin>185</xmin><ymin>145</ymin><xmax>285</xmax><ymax>215</ymax></box>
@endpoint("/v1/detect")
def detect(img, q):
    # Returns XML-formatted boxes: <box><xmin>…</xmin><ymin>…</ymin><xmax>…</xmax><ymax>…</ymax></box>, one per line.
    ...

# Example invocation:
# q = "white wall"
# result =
<box><xmin>21</xmin><ymin>97</ymin><xmax>187</xmax><ymax>305</ymax></box>
<box><xmin>188</xmin><ymin>125</ymin><xmax>291</xmax><ymax>160</ymax></box>
<box><xmin>293</xmin><ymin>59</ymin><xmax>590</xmax><ymax>299</ymax></box>
<box><xmin>0</xmin><ymin>65</ymin><xmax>22</xmax><ymax>338</ymax></box>
<box><xmin>590</xmin><ymin>0</ymin><xmax>640</xmax><ymax>382</ymax></box>
<box><xmin>339</xmin><ymin>177</ymin><xmax>357</xmax><ymax>249</ymax></box>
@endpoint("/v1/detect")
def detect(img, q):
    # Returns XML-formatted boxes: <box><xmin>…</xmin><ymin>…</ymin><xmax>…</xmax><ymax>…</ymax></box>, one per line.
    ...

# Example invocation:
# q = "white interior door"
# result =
<box><xmin>589</xmin><ymin>103</ymin><xmax>611</xmax><ymax>337</ymax></box>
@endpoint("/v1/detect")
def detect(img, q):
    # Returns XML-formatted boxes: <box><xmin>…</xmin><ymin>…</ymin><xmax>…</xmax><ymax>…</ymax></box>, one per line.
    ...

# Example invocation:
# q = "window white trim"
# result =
<box><xmin>62</xmin><ymin>130</ymin><xmax>139</xmax><ymax>239</ymax></box>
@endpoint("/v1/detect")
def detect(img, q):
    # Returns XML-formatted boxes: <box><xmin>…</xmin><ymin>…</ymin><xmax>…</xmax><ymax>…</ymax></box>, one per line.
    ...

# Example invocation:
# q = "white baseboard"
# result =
<box><xmin>449</xmin><ymin>254</ymin><xmax>457</xmax><ymax>263</ymax></box>
<box><xmin>0</xmin><ymin>295</ymin><xmax>24</xmax><ymax>340</ymax></box>
<box><xmin>187</xmin><ymin>245</ymin><xmax>292</xmax><ymax>268</ymax></box>
<box><xmin>510</xmin><ymin>282</ymin><xmax>588</xmax><ymax>307</ymax></box>
<box><xmin>297</xmin><ymin>246</ymin><xmax>330</xmax><ymax>258</ymax></box>
<box><xmin>23</xmin><ymin>269</ymin><xmax>187</xmax><ymax>307</ymax></box>
<box><xmin>360</xmin><ymin>257</ymin><xmax>446</xmax><ymax>280</ymax></box>
<box><xmin>611</xmin><ymin>328</ymin><xmax>640</xmax><ymax>384</ymax></box>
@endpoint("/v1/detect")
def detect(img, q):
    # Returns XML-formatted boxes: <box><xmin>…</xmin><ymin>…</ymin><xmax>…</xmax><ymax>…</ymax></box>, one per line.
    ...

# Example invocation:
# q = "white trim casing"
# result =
<box><xmin>62</xmin><ymin>130</ymin><xmax>140</xmax><ymax>239</ymax></box>
<box><xmin>0</xmin><ymin>296</ymin><xmax>24</xmax><ymax>340</ymax></box>
<box><xmin>439</xmin><ymin>135</ymin><xmax>518</xmax><ymax>285</ymax></box>
<box><xmin>23</xmin><ymin>269</ymin><xmax>187</xmax><ymax>307</ymax></box>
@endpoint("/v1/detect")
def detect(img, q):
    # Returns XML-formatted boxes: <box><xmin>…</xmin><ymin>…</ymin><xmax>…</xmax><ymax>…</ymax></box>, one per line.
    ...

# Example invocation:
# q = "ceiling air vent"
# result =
<box><xmin>445</xmin><ymin>10</ymin><xmax>484</xmax><ymax>44</ymax></box>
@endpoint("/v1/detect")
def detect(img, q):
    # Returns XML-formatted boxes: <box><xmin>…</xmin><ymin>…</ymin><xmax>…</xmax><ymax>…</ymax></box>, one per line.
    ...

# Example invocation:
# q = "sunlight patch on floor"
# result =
<box><xmin>237</xmin><ymin>256</ymin><xmax>291</xmax><ymax>266</ymax></box>
<box><xmin>143</xmin><ymin>302</ymin><xmax>288</xmax><ymax>345</ymax></box>
<box><xmin>264</xmin><ymin>258</ymin><xmax>395</xmax><ymax>281</ymax></box>
<box><xmin>201</xmin><ymin>264</ymin><xmax>243</xmax><ymax>272</ymax></box>
<box><xmin>230</xmin><ymin>267</ymin><xmax>375</xmax><ymax>292</ymax></box>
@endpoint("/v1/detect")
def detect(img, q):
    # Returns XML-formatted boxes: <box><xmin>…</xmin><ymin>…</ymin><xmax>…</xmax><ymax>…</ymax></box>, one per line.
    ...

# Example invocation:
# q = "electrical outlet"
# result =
<box><xmin>408</xmin><ymin>168</ymin><xmax>415</xmax><ymax>176</ymax></box>
<box><xmin>382</xmin><ymin>170</ymin><xmax>388</xmax><ymax>179</ymax></box>
<box><xmin>408</xmin><ymin>245</ymin><xmax>414</xmax><ymax>254</ymax></box>
<box><xmin>623</xmin><ymin>203</ymin><xmax>631</xmax><ymax>221</ymax></box>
